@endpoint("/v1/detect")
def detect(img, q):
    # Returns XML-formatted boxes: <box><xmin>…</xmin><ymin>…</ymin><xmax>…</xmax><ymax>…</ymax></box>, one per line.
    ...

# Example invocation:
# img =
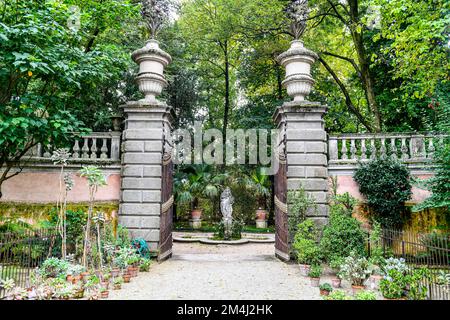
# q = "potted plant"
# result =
<box><xmin>139</xmin><ymin>258</ymin><xmax>152</xmax><ymax>272</ymax></box>
<box><xmin>339</xmin><ymin>251</ymin><xmax>373</xmax><ymax>294</ymax></box>
<box><xmin>100</xmin><ymin>287</ymin><xmax>109</xmax><ymax>299</ymax></box>
<box><xmin>123</xmin><ymin>272</ymin><xmax>131</xmax><ymax>283</ymax></box>
<box><xmin>127</xmin><ymin>255</ymin><xmax>140</xmax><ymax>277</ymax></box>
<box><xmin>308</xmin><ymin>265</ymin><xmax>322</xmax><ymax>287</ymax></box>
<box><xmin>175</xmin><ymin>165</ymin><xmax>226</xmax><ymax>226</ymax></box>
<box><xmin>111</xmin><ymin>267</ymin><xmax>120</xmax><ymax>277</ymax></box>
<box><xmin>73</xmin><ymin>283</ymin><xmax>85</xmax><ymax>299</ymax></box>
<box><xmin>329</xmin><ymin>258</ymin><xmax>343</xmax><ymax>288</ymax></box>
<box><xmin>243</xmin><ymin>168</ymin><xmax>271</xmax><ymax>227</ymax></box>
<box><xmin>379</xmin><ymin>269</ymin><xmax>405</xmax><ymax>300</ymax></box>
<box><xmin>292</xmin><ymin>220</ymin><xmax>321</xmax><ymax>276</ymax></box>
<box><xmin>113</xmin><ymin>277</ymin><xmax>123</xmax><ymax>290</ymax></box>
<box><xmin>319</xmin><ymin>283</ymin><xmax>333</xmax><ymax>296</ymax></box>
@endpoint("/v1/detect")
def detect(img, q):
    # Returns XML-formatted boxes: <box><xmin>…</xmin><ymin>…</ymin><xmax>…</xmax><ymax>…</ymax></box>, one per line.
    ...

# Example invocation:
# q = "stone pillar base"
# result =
<box><xmin>255</xmin><ymin>220</ymin><xmax>268</xmax><ymax>229</ymax></box>
<box><xmin>189</xmin><ymin>219</ymin><xmax>202</xmax><ymax>229</ymax></box>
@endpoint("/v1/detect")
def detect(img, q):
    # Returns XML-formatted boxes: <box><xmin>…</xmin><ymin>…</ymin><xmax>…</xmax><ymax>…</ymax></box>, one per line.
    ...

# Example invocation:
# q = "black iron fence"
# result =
<box><xmin>367</xmin><ymin>228</ymin><xmax>450</xmax><ymax>300</ymax></box>
<box><xmin>0</xmin><ymin>228</ymin><xmax>60</xmax><ymax>298</ymax></box>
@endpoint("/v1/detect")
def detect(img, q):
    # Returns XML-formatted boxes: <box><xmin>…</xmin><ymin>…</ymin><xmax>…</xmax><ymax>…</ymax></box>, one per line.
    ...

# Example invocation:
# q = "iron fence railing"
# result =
<box><xmin>367</xmin><ymin>228</ymin><xmax>450</xmax><ymax>300</ymax></box>
<box><xmin>0</xmin><ymin>228</ymin><xmax>60</xmax><ymax>299</ymax></box>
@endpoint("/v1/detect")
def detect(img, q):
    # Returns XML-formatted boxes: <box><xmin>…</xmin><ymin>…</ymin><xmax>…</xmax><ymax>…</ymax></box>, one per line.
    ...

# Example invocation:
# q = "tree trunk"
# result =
<box><xmin>223</xmin><ymin>40</ymin><xmax>230</xmax><ymax>143</ymax></box>
<box><xmin>349</xmin><ymin>0</ymin><xmax>382</xmax><ymax>132</ymax></box>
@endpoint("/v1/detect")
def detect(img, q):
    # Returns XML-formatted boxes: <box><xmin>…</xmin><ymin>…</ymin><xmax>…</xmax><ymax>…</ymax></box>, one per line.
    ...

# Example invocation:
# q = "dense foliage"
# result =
<box><xmin>354</xmin><ymin>158</ymin><xmax>413</xmax><ymax>228</ymax></box>
<box><xmin>320</xmin><ymin>193</ymin><xmax>366</xmax><ymax>263</ymax></box>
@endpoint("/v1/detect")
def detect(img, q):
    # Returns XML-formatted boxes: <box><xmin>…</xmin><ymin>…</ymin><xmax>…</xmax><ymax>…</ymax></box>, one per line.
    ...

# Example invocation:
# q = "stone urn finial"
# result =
<box><xmin>276</xmin><ymin>40</ymin><xmax>318</xmax><ymax>102</ymax></box>
<box><xmin>131</xmin><ymin>39</ymin><xmax>172</xmax><ymax>102</ymax></box>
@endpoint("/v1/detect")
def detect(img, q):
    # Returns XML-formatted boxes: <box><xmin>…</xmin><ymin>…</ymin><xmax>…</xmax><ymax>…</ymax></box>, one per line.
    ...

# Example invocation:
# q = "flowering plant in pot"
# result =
<box><xmin>379</xmin><ymin>269</ymin><xmax>406</xmax><ymax>300</ymax></box>
<box><xmin>100</xmin><ymin>287</ymin><xmax>109</xmax><ymax>299</ymax></box>
<box><xmin>319</xmin><ymin>283</ymin><xmax>333</xmax><ymax>296</ymax></box>
<box><xmin>113</xmin><ymin>277</ymin><xmax>123</xmax><ymax>290</ymax></box>
<box><xmin>339</xmin><ymin>251</ymin><xmax>373</xmax><ymax>294</ymax></box>
<box><xmin>308</xmin><ymin>264</ymin><xmax>322</xmax><ymax>287</ymax></box>
<box><xmin>292</xmin><ymin>219</ymin><xmax>322</xmax><ymax>276</ymax></box>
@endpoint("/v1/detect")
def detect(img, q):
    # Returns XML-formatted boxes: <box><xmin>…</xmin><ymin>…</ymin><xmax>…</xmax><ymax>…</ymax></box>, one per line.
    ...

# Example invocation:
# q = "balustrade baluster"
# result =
<box><xmin>390</xmin><ymin>138</ymin><xmax>398</xmax><ymax>160</ymax></box>
<box><xmin>82</xmin><ymin>138</ymin><xmax>89</xmax><ymax>159</ymax></box>
<box><xmin>100</xmin><ymin>138</ymin><xmax>108</xmax><ymax>159</ymax></box>
<box><xmin>43</xmin><ymin>145</ymin><xmax>51</xmax><ymax>158</ymax></box>
<box><xmin>427</xmin><ymin>138</ymin><xmax>435</xmax><ymax>159</ymax></box>
<box><xmin>350</xmin><ymin>139</ymin><xmax>357</xmax><ymax>160</ymax></box>
<box><xmin>380</xmin><ymin>138</ymin><xmax>387</xmax><ymax>159</ymax></box>
<box><xmin>401</xmin><ymin>138</ymin><xmax>409</xmax><ymax>160</ymax></box>
<box><xmin>90</xmin><ymin>138</ymin><xmax>98</xmax><ymax>159</ymax></box>
<box><xmin>360</xmin><ymin>139</ymin><xmax>367</xmax><ymax>160</ymax></box>
<box><xmin>370</xmin><ymin>139</ymin><xmax>376</xmax><ymax>159</ymax></box>
<box><xmin>341</xmin><ymin>139</ymin><xmax>348</xmax><ymax>160</ymax></box>
<box><xmin>72</xmin><ymin>140</ymin><xmax>80</xmax><ymax>159</ymax></box>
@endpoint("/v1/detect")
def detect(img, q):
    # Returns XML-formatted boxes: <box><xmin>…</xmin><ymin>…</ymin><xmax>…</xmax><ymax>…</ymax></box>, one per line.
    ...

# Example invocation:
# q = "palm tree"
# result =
<box><xmin>242</xmin><ymin>168</ymin><xmax>271</xmax><ymax>220</ymax></box>
<box><xmin>175</xmin><ymin>164</ymin><xmax>227</xmax><ymax>220</ymax></box>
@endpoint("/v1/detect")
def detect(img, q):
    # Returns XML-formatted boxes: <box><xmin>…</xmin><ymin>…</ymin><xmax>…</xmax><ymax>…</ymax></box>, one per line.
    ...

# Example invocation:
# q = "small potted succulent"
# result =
<box><xmin>339</xmin><ymin>251</ymin><xmax>373</xmax><ymax>294</ymax></box>
<box><xmin>319</xmin><ymin>283</ymin><xmax>333</xmax><ymax>296</ymax></box>
<box><xmin>308</xmin><ymin>265</ymin><xmax>322</xmax><ymax>287</ymax></box>
<box><xmin>100</xmin><ymin>287</ymin><xmax>109</xmax><ymax>299</ymax></box>
<box><xmin>139</xmin><ymin>258</ymin><xmax>152</xmax><ymax>272</ymax></box>
<box><xmin>113</xmin><ymin>277</ymin><xmax>123</xmax><ymax>290</ymax></box>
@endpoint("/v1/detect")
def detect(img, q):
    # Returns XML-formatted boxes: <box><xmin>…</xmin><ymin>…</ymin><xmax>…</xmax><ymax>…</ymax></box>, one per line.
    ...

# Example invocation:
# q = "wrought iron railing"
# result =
<box><xmin>0</xmin><ymin>228</ymin><xmax>60</xmax><ymax>299</ymax></box>
<box><xmin>367</xmin><ymin>228</ymin><xmax>450</xmax><ymax>300</ymax></box>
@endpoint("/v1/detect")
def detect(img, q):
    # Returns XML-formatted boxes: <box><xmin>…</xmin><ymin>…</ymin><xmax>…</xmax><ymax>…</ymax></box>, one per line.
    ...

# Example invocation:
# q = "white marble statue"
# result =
<box><xmin>220</xmin><ymin>187</ymin><xmax>234</xmax><ymax>221</ymax></box>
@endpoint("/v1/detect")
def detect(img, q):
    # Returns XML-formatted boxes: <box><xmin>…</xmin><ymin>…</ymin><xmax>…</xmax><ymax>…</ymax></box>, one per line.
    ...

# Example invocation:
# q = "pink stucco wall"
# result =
<box><xmin>1</xmin><ymin>172</ymin><xmax>121</xmax><ymax>203</ymax></box>
<box><xmin>333</xmin><ymin>174</ymin><xmax>433</xmax><ymax>203</ymax></box>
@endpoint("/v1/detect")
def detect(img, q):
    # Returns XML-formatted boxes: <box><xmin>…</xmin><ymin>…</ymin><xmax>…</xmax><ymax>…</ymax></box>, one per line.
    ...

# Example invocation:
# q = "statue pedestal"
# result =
<box><xmin>189</xmin><ymin>218</ymin><xmax>202</xmax><ymax>230</ymax></box>
<box><xmin>222</xmin><ymin>217</ymin><xmax>233</xmax><ymax>240</ymax></box>
<box><xmin>255</xmin><ymin>219</ymin><xmax>268</xmax><ymax>229</ymax></box>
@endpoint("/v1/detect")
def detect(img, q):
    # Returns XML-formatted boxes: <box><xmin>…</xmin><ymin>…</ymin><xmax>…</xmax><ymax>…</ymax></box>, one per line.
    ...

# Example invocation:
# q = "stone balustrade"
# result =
<box><xmin>328</xmin><ymin>132</ymin><xmax>448</xmax><ymax>175</ymax></box>
<box><xmin>32</xmin><ymin>132</ymin><xmax>121</xmax><ymax>162</ymax></box>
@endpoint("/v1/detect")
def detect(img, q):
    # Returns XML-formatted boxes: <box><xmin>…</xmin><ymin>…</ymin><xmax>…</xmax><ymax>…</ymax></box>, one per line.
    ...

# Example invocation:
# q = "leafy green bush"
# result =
<box><xmin>354</xmin><ymin>158</ymin><xmax>413</xmax><ymax>228</ymax></box>
<box><xmin>287</xmin><ymin>187</ymin><xmax>317</xmax><ymax>235</ymax></box>
<box><xmin>355</xmin><ymin>290</ymin><xmax>377</xmax><ymax>300</ymax></box>
<box><xmin>324</xmin><ymin>290</ymin><xmax>350</xmax><ymax>300</ymax></box>
<box><xmin>379</xmin><ymin>269</ymin><xmax>406</xmax><ymax>299</ymax></box>
<box><xmin>47</xmin><ymin>209</ymin><xmax>87</xmax><ymax>253</ymax></box>
<box><xmin>308</xmin><ymin>265</ymin><xmax>322</xmax><ymax>278</ymax></box>
<box><xmin>292</xmin><ymin>220</ymin><xmax>322</xmax><ymax>265</ymax></box>
<box><xmin>39</xmin><ymin>258</ymin><xmax>70</xmax><ymax>278</ymax></box>
<box><xmin>319</xmin><ymin>283</ymin><xmax>333</xmax><ymax>292</ymax></box>
<box><xmin>320</xmin><ymin>193</ymin><xmax>366</xmax><ymax>263</ymax></box>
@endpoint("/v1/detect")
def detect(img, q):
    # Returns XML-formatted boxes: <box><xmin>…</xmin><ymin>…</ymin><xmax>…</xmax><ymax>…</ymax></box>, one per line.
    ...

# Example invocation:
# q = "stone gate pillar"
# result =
<box><xmin>119</xmin><ymin>40</ymin><xmax>173</xmax><ymax>252</ymax></box>
<box><xmin>274</xmin><ymin>40</ymin><xmax>329</xmax><ymax>227</ymax></box>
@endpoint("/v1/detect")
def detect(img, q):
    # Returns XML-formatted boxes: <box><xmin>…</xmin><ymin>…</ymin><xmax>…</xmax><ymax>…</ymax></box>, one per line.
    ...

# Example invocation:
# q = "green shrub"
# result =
<box><xmin>308</xmin><ymin>265</ymin><xmax>322</xmax><ymax>278</ymax></box>
<box><xmin>379</xmin><ymin>269</ymin><xmax>406</xmax><ymax>299</ymax></box>
<box><xmin>319</xmin><ymin>283</ymin><xmax>333</xmax><ymax>292</ymax></box>
<box><xmin>325</xmin><ymin>290</ymin><xmax>350</xmax><ymax>300</ymax></box>
<box><xmin>354</xmin><ymin>158</ymin><xmax>413</xmax><ymax>228</ymax></box>
<box><xmin>355</xmin><ymin>290</ymin><xmax>377</xmax><ymax>300</ymax></box>
<box><xmin>287</xmin><ymin>187</ymin><xmax>317</xmax><ymax>235</ymax></box>
<box><xmin>320</xmin><ymin>194</ymin><xmax>366</xmax><ymax>263</ymax></box>
<box><xmin>39</xmin><ymin>258</ymin><xmax>70</xmax><ymax>278</ymax></box>
<box><xmin>292</xmin><ymin>220</ymin><xmax>322</xmax><ymax>265</ymax></box>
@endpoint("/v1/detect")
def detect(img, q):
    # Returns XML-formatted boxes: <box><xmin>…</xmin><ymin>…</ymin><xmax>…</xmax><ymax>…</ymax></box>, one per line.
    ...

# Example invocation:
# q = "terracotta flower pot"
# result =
<box><xmin>111</xmin><ymin>268</ymin><xmax>120</xmax><ymax>277</ymax></box>
<box><xmin>191</xmin><ymin>209</ymin><xmax>202</xmax><ymax>220</ymax></box>
<box><xmin>100</xmin><ymin>291</ymin><xmax>109</xmax><ymax>299</ymax></box>
<box><xmin>101</xmin><ymin>281</ymin><xmax>109</xmax><ymax>290</ymax></box>
<box><xmin>310</xmin><ymin>277</ymin><xmax>320</xmax><ymax>287</ymax></box>
<box><xmin>351</xmin><ymin>285</ymin><xmax>365</xmax><ymax>295</ymax></box>
<box><xmin>113</xmin><ymin>284</ymin><xmax>121</xmax><ymax>290</ymax></box>
<box><xmin>72</xmin><ymin>275</ymin><xmax>81</xmax><ymax>285</ymax></box>
<box><xmin>80</xmin><ymin>272</ymin><xmax>90</xmax><ymax>281</ymax></box>
<box><xmin>66</xmin><ymin>275</ymin><xmax>74</xmax><ymax>282</ymax></box>
<box><xmin>331</xmin><ymin>278</ymin><xmax>341</xmax><ymax>288</ymax></box>
<box><xmin>255</xmin><ymin>209</ymin><xmax>267</xmax><ymax>221</ymax></box>
<box><xmin>320</xmin><ymin>289</ymin><xmax>330</xmax><ymax>296</ymax></box>
<box><xmin>123</xmin><ymin>274</ymin><xmax>131</xmax><ymax>283</ymax></box>
<box><xmin>299</xmin><ymin>264</ymin><xmax>311</xmax><ymax>277</ymax></box>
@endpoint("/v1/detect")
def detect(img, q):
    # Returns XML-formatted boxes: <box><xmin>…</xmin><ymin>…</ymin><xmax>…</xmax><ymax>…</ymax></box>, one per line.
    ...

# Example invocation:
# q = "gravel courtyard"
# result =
<box><xmin>107</xmin><ymin>241</ymin><xmax>327</xmax><ymax>300</ymax></box>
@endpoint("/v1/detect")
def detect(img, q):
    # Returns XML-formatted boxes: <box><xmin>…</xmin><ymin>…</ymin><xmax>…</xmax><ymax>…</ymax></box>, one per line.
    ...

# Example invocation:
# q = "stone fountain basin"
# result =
<box><xmin>173</xmin><ymin>232</ymin><xmax>275</xmax><ymax>245</ymax></box>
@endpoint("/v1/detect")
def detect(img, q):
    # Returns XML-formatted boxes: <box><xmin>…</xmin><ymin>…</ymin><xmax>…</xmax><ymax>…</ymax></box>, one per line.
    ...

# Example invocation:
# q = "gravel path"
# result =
<box><xmin>107</xmin><ymin>242</ymin><xmax>328</xmax><ymax>300</ymax></box>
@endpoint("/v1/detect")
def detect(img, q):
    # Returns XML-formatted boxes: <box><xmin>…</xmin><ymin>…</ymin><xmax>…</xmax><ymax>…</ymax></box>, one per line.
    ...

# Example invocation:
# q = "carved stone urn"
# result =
<box><xmin>131</xmin><ymin>39</ymin><xmax>172</xmax><ymax>102</ymax></box>
<box><xmin>276</xmin><ymin>40</ymin><xmax>318</xmax><ymax>102</ymax></box>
